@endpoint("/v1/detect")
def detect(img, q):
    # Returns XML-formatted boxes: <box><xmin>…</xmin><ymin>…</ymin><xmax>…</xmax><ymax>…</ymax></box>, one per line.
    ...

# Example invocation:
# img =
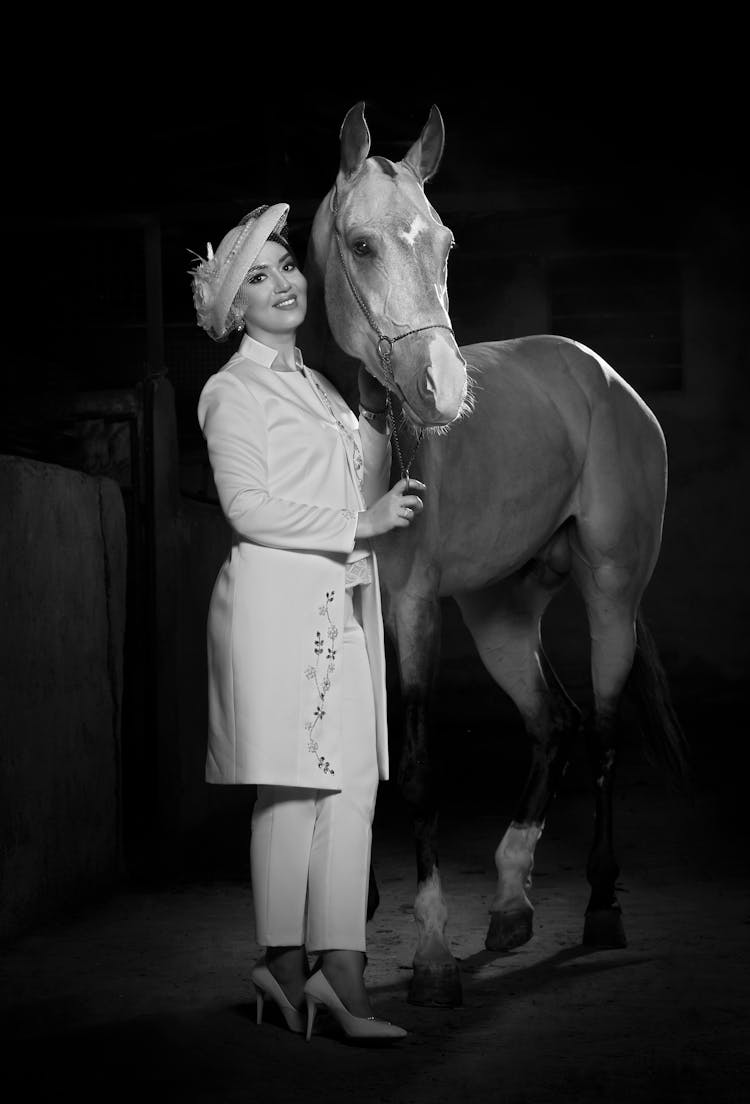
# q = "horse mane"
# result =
<box><xmin>299</xmin><ymin>188</ymin><xmax>362</xmax><ymax>411</ymax></box>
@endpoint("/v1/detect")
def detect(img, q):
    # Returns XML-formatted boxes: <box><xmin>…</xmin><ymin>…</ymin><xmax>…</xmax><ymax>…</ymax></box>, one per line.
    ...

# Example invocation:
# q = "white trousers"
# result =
<box><xmin>250</xmin><ymin>586</ymin><xmax>379</xmax><ymax>953</ymax></box>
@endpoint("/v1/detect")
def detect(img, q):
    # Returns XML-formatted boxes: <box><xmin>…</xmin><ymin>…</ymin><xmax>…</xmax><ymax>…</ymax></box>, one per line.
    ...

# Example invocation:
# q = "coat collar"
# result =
<box><xmin>239</xmin><ymin>334</ymin><xmax>304</xmax><ymax>372</ymax></box>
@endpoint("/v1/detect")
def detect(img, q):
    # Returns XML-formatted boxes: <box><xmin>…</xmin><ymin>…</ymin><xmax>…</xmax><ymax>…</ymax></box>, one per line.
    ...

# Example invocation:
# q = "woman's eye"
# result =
<box><xmin>352</xmin><ymin>240</ymin><xmax>371</xmax><ymax>257</ymax></box>
<box><xmin>283</xmin><ymin>261</ymin><xmax>297</xmax><ymax>271</ymax></box>
<box><xmin>248</xmin><ymin>272</ymin><xmax>265</xmax><ymax>284</ymax></box>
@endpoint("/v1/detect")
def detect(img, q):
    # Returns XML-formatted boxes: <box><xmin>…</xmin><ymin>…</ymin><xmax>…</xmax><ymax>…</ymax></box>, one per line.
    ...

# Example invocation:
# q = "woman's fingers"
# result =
<box><xmin>395</xmin><ymin>494</ymin><xmax>423</xmax><ymax>513</ymax></box>
<box><xmin>373</xmin><ymin>478</ymin><xmax>426</xmax><ymax>532</ymax></box>
<box><xmin>395</xmin><ymin>499</ymin><xmax>422</xmax><ymax>524</ymax></box>
<box><xmin>400</xmin><ymin>478</ymin><xmax>426</xmax><ymax>493</ymax></box>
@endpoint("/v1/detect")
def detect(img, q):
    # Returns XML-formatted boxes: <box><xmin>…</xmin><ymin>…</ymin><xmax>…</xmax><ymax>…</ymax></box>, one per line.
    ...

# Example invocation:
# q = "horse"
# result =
<box><xmin>298</xmin><ymin>101</ymin><xmax>688</xmax><ymax>1007</ymax></box>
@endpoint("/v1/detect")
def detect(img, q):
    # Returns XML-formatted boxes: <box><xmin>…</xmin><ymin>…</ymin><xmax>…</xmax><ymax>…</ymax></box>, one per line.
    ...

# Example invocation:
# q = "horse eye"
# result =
<box><xmin>352</xmin><ymin>240</ymin><xmax>371</xmax><ymax>257</ymax></box>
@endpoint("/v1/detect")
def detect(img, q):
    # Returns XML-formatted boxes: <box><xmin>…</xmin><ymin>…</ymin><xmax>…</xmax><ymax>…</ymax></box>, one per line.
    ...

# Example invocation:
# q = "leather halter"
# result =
<box><xmin>331</xmin><ymin>200</ymin><xmax>455</xmax><ymax>481</ymax></box>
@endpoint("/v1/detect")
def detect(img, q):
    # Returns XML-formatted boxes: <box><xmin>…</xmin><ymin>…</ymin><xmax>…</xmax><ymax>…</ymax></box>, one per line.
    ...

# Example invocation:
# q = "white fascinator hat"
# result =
<box><xmin>189</xmin><ymin>202</ymin><xmax>290</xmax><ymax>341</ymax></box>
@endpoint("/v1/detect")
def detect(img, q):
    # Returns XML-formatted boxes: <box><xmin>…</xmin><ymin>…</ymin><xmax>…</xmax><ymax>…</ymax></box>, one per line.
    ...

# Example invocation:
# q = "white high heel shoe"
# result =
<box><xmin>303</xmin><ymin>970</ymin><xmax>407</xmax><ymax>1043</ymax></box>
<box><xmin>250</xmin><ymin>965</ymin><xmax>305</xmax><ymax>1034</ymax></box>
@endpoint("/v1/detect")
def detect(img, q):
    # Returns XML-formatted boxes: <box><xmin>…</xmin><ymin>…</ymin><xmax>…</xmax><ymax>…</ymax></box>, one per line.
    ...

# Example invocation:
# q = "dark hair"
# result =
<box><xmin>267</xmin><ymin>229</ymin><xmax>296</xmax><ymax>259</ymax></box>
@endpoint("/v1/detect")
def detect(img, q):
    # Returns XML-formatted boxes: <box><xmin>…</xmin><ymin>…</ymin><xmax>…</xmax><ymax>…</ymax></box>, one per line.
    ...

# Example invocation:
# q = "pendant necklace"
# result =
<box><xmin>303</xmin><ymin>369</ymin><xmax>364</xmax><ymax>493</ymax></box>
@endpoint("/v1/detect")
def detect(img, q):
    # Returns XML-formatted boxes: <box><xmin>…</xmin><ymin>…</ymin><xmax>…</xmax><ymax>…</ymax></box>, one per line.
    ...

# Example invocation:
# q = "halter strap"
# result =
<box><xmin>332</xmin><ymin>226</ymin><xmax>454</xmax><ymax>481</ymax></box>
<box><xmin>333</xmin><ymin>231</ymin><xmax>454</xmax><ymax>379</ymax></box>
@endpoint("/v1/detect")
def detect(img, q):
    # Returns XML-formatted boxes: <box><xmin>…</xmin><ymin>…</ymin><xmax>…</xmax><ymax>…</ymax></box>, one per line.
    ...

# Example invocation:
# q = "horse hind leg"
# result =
<box><xmin>568</xmin><ymin>380</ymin><xmax>670</xmax><ymax>948</ymax></box>
<box><xmin>572</xmin><ymin>553</ymin><xmax>643</xmax><ymax>950</ymax></box>
<box><xmin>455</xmin><ymin>548</ymin><xmax>581</xmax><ymax>953</ymax></box>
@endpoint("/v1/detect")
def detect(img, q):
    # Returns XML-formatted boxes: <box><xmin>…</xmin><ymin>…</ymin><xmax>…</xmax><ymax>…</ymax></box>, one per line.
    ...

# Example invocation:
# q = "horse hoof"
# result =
<box><xmin>583</xmin><ymin>908</ymin><xmax>627</xmax><ymax>948</ymax></box>
<box><xmin>408</xmin><ymin>960</ymin><xmax>463</xmax><ymax>1007</ymax></box>
<box><xmin>485</xmin><ymin>907</ymin><xmax>534</xmax><ymax>951</ymax></box>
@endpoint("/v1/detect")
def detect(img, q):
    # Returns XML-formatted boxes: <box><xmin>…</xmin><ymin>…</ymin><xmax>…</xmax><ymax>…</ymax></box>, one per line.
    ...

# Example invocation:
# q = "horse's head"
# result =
<box><xmin>309</xmin><ymin>102</ymin><xmax>469</xmax><ymax>430</ymax></box>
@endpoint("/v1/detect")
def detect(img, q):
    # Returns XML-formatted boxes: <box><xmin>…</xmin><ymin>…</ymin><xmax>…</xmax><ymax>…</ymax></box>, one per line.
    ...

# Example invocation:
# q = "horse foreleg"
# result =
<box><xmin>488</xmin><ymin>650</ymin><xmax>580</xmax><ymax>950</ymax></box>
<box><xmin>456</xmin><ymin>570</ymin><xmax>580</xmax><ymax>952</ymax></box>
<box><xmin>387</xmin><ymin>588</ymin><xmax>462</xmax><ymax>1007</ymax></box>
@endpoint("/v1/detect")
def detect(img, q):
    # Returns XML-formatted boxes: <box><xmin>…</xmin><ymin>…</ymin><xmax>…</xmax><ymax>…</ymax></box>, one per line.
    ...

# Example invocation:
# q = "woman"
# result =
<box><xmin>190</xmin><ymin>203</ymin><xmax>423</xmax><ymax>1042</ymax></box>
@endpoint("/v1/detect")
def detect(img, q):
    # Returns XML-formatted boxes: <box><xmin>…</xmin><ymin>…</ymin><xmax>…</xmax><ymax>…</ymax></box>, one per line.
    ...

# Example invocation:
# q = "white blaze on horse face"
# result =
<box><xmin>378</xmin><ymin>215</ymin><xmax>465</xmax><ymax>424</ymax></box>
<box><xmin>332</xmin><ymin>160</ymin><xmax>467</xmax><ymax>424</ymax></box>
<box><xmin>399</xmin><ymin>213</ymin><xmax>430</xmax><ymax>250</ymax></box>
<box><xmin>398</xmin><ymin>214</ymin><xmax>452</xmax><ymax>316</ymax></box>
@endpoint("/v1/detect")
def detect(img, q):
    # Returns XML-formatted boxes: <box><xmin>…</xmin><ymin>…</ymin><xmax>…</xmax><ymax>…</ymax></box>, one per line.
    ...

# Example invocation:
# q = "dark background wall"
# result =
<box><xmin>2</xmin><ymin>35</ymin><xmax>748</xmax><ymax>903</ymax></box>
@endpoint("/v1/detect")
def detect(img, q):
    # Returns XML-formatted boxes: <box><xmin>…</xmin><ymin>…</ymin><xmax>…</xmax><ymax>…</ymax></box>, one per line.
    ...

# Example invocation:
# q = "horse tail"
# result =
<box><xmin>624</xmin><ymin>611</ymin><xmax>691</xmax><ymax>792</ymax></box>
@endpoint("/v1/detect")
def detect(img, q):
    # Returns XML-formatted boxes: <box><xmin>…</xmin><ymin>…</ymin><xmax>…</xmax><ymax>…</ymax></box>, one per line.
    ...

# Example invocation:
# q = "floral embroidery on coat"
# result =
<box><xmin>304</xmin><ymin>590</ymin><xmax>338</xmax><ymax>775</ymax></box>
<box><xmin>349</xmin><ymin>436</ymin><xmax>364</xmax><ymax>496</ymax></box>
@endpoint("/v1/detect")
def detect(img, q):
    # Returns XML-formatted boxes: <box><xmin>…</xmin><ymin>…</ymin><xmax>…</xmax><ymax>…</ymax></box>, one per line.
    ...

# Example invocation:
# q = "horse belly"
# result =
<box><xmin>437</xmin><ymin>490</ymin><xmax>576</xmax><ymax>596</ymax></box>
<box><xmin>433</xmin><ymin>341</ymin><xmax>588</xmax><ymax>596</ymax></box>
<box><xmin>436</xmin><ymin>439</ymin><xmax>579</xmax><ymax>595</ymax></box>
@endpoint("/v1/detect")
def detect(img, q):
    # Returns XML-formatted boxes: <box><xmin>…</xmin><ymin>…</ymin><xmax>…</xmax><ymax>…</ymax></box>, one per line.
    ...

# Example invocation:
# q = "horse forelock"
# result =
<box><xmin>337</xmin><ymin>157</ymin><xmax>435</xmax><ymax>220</ymax></box>
<box><xmin>370</xmin><ymin>155</ymin><xmax>398</xmax><ymax>178</ymax></box>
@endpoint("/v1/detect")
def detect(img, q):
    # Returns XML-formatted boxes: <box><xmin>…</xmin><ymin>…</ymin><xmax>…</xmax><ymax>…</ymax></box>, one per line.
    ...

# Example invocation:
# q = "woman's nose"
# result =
<box><xmin>273</xmin><ymin>269</ymin><xmax>292</xmax><ymax>292</ymax></box>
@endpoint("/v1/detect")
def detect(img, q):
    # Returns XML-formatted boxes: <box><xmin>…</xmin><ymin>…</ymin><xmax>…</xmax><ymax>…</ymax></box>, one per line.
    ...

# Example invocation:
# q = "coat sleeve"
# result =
<box><xmin>358</xmin><ymin>414</ymin><xmax>393</xmax><ymax>506</ymax></box>
<box><xmin>198</xmin><ymin>372</ymin><xmax>358</xmax><ymax>553</ymax></box>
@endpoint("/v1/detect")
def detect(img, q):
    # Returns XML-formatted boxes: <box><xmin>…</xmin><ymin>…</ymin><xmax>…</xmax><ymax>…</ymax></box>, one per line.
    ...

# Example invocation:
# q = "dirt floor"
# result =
<box><xmin>2</xmin><ymin>729</ymin><xmax>749</xmax><ymax>1104</ymax></box>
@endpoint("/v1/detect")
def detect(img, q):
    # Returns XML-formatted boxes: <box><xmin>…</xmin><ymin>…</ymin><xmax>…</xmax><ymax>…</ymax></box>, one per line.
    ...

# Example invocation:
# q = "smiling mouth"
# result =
<box><xmin>274</xmin><ymin>296</ymin><xmax>297</xmax><ymax>308</ymax></box>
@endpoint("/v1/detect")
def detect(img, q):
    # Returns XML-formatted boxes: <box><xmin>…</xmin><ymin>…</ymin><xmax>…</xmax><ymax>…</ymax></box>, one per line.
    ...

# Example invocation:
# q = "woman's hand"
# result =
<box><xmin>356</xmin><ymin>478</ymin><xmax>426</xmax><ymax>539</ymax></box>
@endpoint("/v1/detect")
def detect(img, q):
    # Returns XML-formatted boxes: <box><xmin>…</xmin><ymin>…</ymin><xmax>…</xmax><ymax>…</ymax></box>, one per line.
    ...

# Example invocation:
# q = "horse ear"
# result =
<box><xmin>339</xmin><ymin>101</ymin><xmax>371</xmax><ymax>180</ymax></box>
<box><xmin>402</xmin><ymin>104</ymin><xmax>445</xmax><ymax>185</ymax></box>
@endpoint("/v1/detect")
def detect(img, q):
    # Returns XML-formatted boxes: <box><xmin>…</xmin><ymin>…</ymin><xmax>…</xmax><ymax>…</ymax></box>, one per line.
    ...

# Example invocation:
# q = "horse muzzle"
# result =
<box><xmin>399</xmin><ymin>340</ymin><xmax>468</xmax><ymax>427</ymax></box>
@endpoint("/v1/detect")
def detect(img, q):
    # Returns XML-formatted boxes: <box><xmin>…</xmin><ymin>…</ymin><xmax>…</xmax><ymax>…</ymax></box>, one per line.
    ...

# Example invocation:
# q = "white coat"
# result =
<box><xmin>197</xmin><ymin>335</ymin><xmax>391</xmax><ymax>790</ymax></box>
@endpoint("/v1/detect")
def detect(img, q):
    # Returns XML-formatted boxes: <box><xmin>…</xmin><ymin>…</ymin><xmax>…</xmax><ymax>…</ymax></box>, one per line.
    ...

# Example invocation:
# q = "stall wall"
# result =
<box><xmin>0</xmin><ymin>458</ymin><xmax>126</xmax><ymax>941</ymax></box>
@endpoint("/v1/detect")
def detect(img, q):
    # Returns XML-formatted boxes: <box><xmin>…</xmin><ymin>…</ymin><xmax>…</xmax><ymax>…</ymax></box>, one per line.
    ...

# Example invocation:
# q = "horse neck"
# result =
<box><xmin>299</xmin><ymin>189</ymin><xmax>361</xmax><ymax>410</ymax></box>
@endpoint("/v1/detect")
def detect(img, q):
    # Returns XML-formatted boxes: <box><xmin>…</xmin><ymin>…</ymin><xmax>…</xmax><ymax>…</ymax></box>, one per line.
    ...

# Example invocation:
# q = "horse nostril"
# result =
<box><xmin>412</xmin><ymin>367</ymin><xmax>437</xmax><ymax>411</ymax></box>
<box><xmin>414</xmin><ymin>354</ymin><xmax>467</xmax><ymax>423</ymax></box>
<box><xmin>422</xmin><ymin>368</ymin><xmax>437</xmax><ymax>397</ymax></box>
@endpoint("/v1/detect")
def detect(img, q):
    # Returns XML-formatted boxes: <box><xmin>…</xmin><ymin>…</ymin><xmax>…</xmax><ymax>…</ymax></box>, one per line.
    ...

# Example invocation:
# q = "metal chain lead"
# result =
<box><xmin>383</xmin><ymin>357</ymin><xmax>422</xmax><ymax>485</ymax></box>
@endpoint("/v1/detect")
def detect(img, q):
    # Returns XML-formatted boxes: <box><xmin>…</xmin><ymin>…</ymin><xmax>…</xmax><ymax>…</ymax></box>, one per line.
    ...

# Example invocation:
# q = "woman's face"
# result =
<box><xmin>238</xmin><ymin>239</ymin><xmax>307</xmax><ymax>342</ymax></box>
